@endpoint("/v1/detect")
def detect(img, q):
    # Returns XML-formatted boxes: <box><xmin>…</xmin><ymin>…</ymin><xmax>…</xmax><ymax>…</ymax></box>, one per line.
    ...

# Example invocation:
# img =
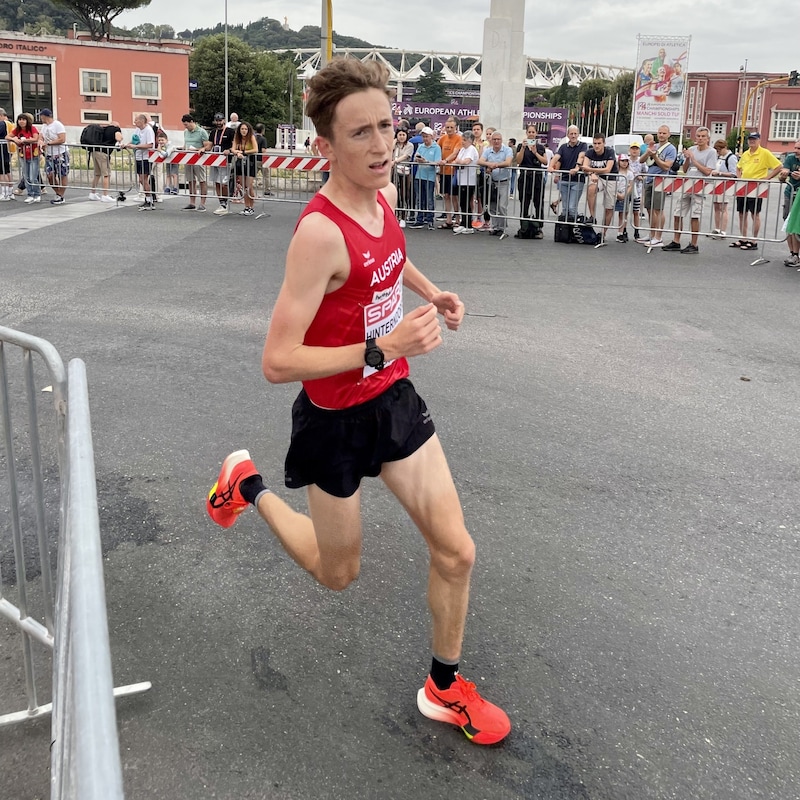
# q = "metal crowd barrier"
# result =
<box><xmin>0</xmin><ymin>326</ymin><xmax>151</xmax><ymax>800</ymax></box>
<box><xmin>144</xmin><ymin>149</ymin><xmax>329</xmax><ymax>214</ymax></box>
<box><xmin>11</xmin><ymin>145</ymin><xmax>139</xmax><ymax>200</ymax></box>
<box><xmin>388</xmin><ymin>163</ymin><xmax>791</xmax><ymax>258</ymax></box>
<box><xmin>636</xmin><ymin>173</ymin><xmax>788</xmax><ymax>264</ymax></box>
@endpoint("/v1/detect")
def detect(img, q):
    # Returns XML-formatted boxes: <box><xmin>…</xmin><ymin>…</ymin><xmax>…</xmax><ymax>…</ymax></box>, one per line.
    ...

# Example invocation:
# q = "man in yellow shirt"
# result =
<box><xmin>734</xmin><ymin>131</ymin><xmax>783</xmax><ymax>249</ymax></box>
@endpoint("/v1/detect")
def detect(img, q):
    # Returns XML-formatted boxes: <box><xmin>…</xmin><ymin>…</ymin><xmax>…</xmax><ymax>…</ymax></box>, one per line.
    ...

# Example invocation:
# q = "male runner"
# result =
<box><xmin>206</xmin><ymin>58</ymin><xmax>510</xmax><ymax>746</ymax></box>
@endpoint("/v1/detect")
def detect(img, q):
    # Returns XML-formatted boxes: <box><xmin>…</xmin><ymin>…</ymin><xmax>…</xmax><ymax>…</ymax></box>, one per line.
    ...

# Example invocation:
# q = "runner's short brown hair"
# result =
<box><xmin>306</xmin><ymin>59</ymin><xmax>392</xmax><ymax>139</ymax></box>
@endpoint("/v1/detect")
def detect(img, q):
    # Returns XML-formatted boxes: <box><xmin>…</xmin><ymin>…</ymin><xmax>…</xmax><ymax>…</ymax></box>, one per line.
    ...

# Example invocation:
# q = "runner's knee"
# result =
<box><xmin>430</xmin><ymin>532</ymin><xmax>475</xmax><ymax>581</ymax></box>
<box><xmin>318</xmin><ymin>558</ymin><xmax>360</xmax><ymax>591</ymax></box>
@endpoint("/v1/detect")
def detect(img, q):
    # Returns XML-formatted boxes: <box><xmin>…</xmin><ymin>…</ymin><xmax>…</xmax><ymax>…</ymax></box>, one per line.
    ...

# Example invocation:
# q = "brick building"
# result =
<box><xmin>0</xmin><ymin>30</ymin><xmax>190</xmax><ymax>139</ymax></box>
<box><xmin>684</xmin><ymin>71</ymin><xmax>800</xmax><ymax>155</ymax></box>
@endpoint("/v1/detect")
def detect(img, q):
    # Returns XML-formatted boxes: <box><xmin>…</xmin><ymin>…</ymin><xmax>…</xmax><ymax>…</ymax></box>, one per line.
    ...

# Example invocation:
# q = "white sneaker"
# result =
<box><xmin>0</xmin><ymin>195</ymin><xmax>11</xmax><ymax>202</ymax></box>
<box><xmin>648</xmin><ymin>239</ymin><xmax>663</xmax><ymax>247</ymax></box>
<box><xmin>213</xmin><ymin>206</ymin><xmax>229</xmax><ymax>215</ymax></box>
<box><xmin>24</xmin><ymin>196</ymin><xmax>37</xmax><ymax>203</ymax></box>
<box><xmin>452</xmin><ymin>225</ymin><xmax>466</xmax><ymax>234</ymax></box>
<box><xmin>399</xmin><ymin>219</ymin><xmax>406</xmax><ymax>228</ymax></box>
<box><xmin>100</xmin><ymin>195</ymin><xmax>115</xmax><ymax>203</ymax></box>
<box><xmin>88</xmin><ymin>192</ymin><xmax>101</xmax><ymax>201</ymax></box>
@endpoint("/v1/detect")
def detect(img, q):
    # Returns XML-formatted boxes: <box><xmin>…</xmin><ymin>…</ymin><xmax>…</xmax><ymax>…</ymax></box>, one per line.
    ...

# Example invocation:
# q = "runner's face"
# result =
<box><xmin>325</xmin><ymin>88</ymin><xmax>394</xmax><ymax>187</ymax></box>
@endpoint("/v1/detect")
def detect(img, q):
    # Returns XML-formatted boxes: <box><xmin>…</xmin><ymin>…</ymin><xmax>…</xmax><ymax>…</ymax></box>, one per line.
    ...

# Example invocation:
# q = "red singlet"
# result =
<box><xmin>297</xmin><ymin>192</ymin><xmax>410</xmax><ymax>409</ymax></box>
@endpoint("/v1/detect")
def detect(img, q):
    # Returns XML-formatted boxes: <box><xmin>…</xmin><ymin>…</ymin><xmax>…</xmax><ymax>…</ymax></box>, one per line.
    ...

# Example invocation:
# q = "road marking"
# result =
<box><xmin>0</xmin><ymin>199</ymin><xmax>119</xmax><ymax>242</ymax></box>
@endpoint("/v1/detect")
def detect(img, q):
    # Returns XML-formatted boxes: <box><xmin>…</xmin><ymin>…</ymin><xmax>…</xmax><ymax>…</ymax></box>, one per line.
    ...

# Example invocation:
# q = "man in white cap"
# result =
<box><xmin>408</xmin><ymin>127</ymin><xmax>441</xmax><ymax>229</ymax></box>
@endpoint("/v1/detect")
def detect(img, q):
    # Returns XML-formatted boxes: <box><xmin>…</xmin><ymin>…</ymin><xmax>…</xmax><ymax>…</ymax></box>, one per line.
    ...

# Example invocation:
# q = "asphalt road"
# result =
<box><xmin>1</xmin><ymin>192</ymin><xmax>799</xmax><ymax>800</ymax></box>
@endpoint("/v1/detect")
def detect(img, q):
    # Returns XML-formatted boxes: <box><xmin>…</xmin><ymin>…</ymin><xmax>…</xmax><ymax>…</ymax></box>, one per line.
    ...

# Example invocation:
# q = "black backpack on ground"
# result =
<box><xmin>554</xmin><ymin>213</ymin><xmax>576</xmax><ymax>243</ymax></box>
<box><xmin>515</xmin><ymin>219</ymin><xmax>540</xmax><ymax>239</ymax></box>
<box><xmin>573</xmin><ymin>214</ymin><xmax>600</xmax><ymax>245</ymax></box>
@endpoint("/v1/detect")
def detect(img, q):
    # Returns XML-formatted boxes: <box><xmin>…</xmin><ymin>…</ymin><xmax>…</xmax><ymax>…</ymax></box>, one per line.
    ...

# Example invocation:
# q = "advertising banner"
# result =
<box><xmin>631</xmin><ymin>35</ymin><xmax>691</xmax><ymax>134</ymax></box>
<box><xmin>391</xmin><ymin>102</ymin><xmax>567</xmax><ymax>148</ymax></box>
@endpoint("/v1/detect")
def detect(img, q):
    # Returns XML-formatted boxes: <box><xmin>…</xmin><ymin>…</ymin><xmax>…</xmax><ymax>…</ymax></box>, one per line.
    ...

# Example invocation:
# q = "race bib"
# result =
<box><xmin>362</xmin><ymin>281</ymin><xmax>403</xmax><ymax>378</ymax></box>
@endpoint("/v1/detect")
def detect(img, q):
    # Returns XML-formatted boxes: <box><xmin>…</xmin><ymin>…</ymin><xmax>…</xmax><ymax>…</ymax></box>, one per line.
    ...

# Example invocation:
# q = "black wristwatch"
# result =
<box><xmin>364</xmin><ymin>337</ymin><xmax>385</xmax><ymax>370</ymax></box>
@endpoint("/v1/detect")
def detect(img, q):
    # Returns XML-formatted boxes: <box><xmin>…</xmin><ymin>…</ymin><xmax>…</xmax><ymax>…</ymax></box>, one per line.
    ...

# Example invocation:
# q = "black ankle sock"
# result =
<box><xmin>430</xmin><ymin>656</ymin><xmax>458</xmax><ymax>690</ymax></box>
<box><xmin>239</xmin><ymin>474</ymin><xmax>267</xmax><ymax>505</ymax></box>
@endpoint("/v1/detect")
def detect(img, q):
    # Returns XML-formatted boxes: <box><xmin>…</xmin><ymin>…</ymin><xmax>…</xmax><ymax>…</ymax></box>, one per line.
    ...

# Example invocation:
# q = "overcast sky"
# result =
<box><xmin>118</xmin><ymin>0</ymin><xmax>789</xmax><ymax>75</ymax></box>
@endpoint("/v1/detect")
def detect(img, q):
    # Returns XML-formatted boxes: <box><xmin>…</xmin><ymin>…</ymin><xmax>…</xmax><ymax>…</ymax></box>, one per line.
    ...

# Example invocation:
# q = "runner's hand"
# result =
<box><xmin>385</xmin><ymin>304</ymin><xmax>441</xmax><ymax>358</ymax></box>
<box><xmin>431</xmin><ymin>292</ymin><xmax>465</xmax><ymax>331</ymax></box>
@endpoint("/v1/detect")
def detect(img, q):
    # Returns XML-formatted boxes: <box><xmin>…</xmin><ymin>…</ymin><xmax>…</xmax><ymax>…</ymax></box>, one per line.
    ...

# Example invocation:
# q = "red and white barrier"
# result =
<box><xmin>709</xmin><ymin>179</ymin><xmax>737</xmax><ymax>198</ymax></box>
<box><xmin>653</xmin><ymin>175</ymin><xmax>773</xmax><ymax>200</ymax></box>
<box><xmin>148</xmin><ymin>150</ymin><xmax>228</xmax><ymax>167</ymax></box>
<box><xmin>735</xmin><ymin>180</ymin><xmax>770</xmax><ymax>200</ymax></box>
<box><xmin>261</xmin><ymin>155</ymin><xmax>330</xmax><ymax>172</ymax></box>
<box><xmin>654</xmin><ymin>176</ymin><xmax>706</xmax><ymax>194</ymax></box>
<box><xmin>147</xmin><ymin>150</ymin><xmax>330</xmax><ymax>171</ymax></box>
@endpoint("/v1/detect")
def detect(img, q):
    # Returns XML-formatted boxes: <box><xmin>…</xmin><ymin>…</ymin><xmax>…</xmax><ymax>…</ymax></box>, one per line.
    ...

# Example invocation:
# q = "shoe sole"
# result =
<box><xmin>416</xmin><ymin>688</ymin><xmax>508</xmax><ymax>745</ymax></box>
<box><xmin>208</xmin><ymin>449</ymin><xmax>252</xmax><ymax>527</ymax></box>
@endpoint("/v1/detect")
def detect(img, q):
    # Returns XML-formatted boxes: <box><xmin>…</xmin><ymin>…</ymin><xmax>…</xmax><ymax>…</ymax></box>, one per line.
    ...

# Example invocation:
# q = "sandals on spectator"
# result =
<box><xmin>740</xmin><ymin>241</ymin><xmax>757</xmax><ymax>251</ymax></box>
<box><xmin>437</xmin><ymin>222</ymin><xmax>454</xmax><ymax>229</ymax></box>
<box><xmin>729</xmin><ymin>240</ymin><xmax>744</xmax><ymax>248</ymax></box>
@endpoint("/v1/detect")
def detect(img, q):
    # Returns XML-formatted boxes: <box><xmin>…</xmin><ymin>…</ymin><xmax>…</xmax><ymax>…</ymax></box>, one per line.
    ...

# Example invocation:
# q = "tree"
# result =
<box><xmin>415</xmin><ymin>71</ymin><xmax>449</xmax><ymax>103</ymax></box>
<box><xmin>189</xmin><ymin>34</ymin><xmax>299</xmax><ymax>134</ymax></box>
<box><xmin>52</xmin><ymin>0</ymin><xmax>151</xmax><ymax>40</ymax></box>
<box><xmin>548</xmin><ymin>77</ymin><xmax>579</xmax><ymax>109</ymax></box>
<box><xmin>576</xmin><ymin>78</ymin><xmax>613</xmax><ymax>136</ymax></box>
<box><xmin>609</xmin><ymin>71</ymin><xmax>635</xmax><ymax>134</ymax></box>
<box><xmin>127</xmin><ymin>22</ymin><xmax>174</xmax><ymax>39</ymax></box>
<box><xmin>0</xmin><ymin>0</ymin><xmax>78</xmax><ymax>34</ymax></box>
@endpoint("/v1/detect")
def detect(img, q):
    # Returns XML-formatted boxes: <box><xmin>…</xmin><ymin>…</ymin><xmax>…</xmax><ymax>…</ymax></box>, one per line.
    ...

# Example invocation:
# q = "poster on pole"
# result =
<box><xmin>631</xmin><ymin>35</ymin><xmax>691</xmax><ymax>134</ymax></box>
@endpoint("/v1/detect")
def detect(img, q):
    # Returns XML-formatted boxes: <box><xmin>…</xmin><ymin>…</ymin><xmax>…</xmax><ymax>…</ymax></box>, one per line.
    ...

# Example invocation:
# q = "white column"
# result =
<box><xmin>479</xmin><ymin>0</ymin><xmax>526</xmax><ymax>141</ymax></box>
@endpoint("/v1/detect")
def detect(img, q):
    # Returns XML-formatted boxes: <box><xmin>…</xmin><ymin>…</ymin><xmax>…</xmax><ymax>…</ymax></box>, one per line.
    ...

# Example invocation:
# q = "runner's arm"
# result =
<box><xmin>380</xmin><ymin>182</ymin><xmax>465</xmax><ymax>331</ymax></box>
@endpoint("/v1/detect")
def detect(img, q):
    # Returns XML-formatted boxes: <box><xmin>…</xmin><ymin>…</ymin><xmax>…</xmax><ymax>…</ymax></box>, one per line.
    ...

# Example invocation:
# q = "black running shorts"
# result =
<box><xmin>284</xmin><ymin>378</ymin><xmax>436</xmax><ymax>498</ymax></box>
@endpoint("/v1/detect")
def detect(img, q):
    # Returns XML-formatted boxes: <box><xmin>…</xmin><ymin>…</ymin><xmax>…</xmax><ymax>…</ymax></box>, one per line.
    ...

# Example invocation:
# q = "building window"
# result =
<box><xmin>771</xmin><ymin>110</ymin><xmax>800</xmax><ymax>141</ymax></box>
<box><xmin>20</xmin><ymin>62</ymin><xmax>53</xmax><ymax>118</ymax></box>
<box><xmin>132</xmin><ymin>74</ymin><xmax>161</xmax><ymax>99</ymax></box>
<box><xmin>80</xmin><ymin>69</ymin><xmax>110</xmax><ymax>95</ymax></box>
<box><xmin>81</xmin><ymin>110</ymin><xmax>111</xmax><ymax>123</ymax></box>
<box><xmin>712</xmin><ymin>121</ymin><xmax>726</xmax><ymax>136</ymax></box>
<box><xmin>0</xmin><ymin>61</ymin><xmax>11</xmax><ymax>111</ymax></box>
<box><xmin>687</xmin><ymin>86</ymin><xmax>695</xmax><ymax>125</ymax></box>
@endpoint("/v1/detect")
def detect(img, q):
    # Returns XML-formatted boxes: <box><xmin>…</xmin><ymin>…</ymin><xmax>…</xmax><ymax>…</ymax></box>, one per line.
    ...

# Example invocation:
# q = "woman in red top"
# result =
<box><xmin>8</xmin><ymin>113</ymin><xmax>41</xmax><ymax>202</ymax></box>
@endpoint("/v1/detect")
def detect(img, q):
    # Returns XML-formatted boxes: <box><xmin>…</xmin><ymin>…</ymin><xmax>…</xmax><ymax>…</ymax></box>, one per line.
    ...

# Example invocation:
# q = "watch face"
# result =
<box><xmin>365</xmin><ymin>348</ymin><xmax>383</xmax><ymax>368</ymax></box>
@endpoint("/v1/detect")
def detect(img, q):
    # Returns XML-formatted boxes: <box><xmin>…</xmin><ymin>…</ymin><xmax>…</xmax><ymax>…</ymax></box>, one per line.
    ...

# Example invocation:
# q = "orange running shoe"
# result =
<box><xmin>207</xmin><ymin>449</ymin><xmax>258</xmax><ymax>528</ymax></box>
<box><xmin>417</xmin><ymin>673</ymin><xmax>511</xmax><ymax>745</ymax></box>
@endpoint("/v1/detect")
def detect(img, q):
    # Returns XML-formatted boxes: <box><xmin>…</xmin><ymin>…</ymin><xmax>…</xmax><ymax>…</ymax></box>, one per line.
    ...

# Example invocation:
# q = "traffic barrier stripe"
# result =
<box><xmin>654</xmin><ymin>175</ymin><xmax>770</xmax><ymax>200</ymax></box>
<box><xmin>146</xmin><ymin>151</ymin><xmax>330</xmax><ymax>171</ymax></box>
<box><xmin>147</xmin><ymin>151</ymin><xmax>228</xmax><ymax>167</ymax></box>
<box><xmin>735</xmin><ymin>180</ymin><xmax>770</xmax><ymax>200</ymax></box>
<box><xmin>654</xmin><ymin>176</ymin><xmax>706</xmax><ymax>195</ymax></box>
<box><xmin>262</xmin><ymin>155</ymin><xmax>330</xmax><ymax>171</ymax></box>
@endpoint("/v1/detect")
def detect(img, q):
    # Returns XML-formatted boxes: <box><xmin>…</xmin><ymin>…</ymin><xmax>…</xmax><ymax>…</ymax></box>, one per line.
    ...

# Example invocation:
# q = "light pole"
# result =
<box><xmin>320</xmin><ymin>0</ymin><xmax>333</xmax><ymax>66</ymax></box>
<box><xmin>224</xmin><ymin>0</ymin><xmax>229</xmax><ymax>121</ymax></box>
<box><xmin>737</xmin><ymin>59</ymin><xmax>748</xmax><ymax>142</ymax></box>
